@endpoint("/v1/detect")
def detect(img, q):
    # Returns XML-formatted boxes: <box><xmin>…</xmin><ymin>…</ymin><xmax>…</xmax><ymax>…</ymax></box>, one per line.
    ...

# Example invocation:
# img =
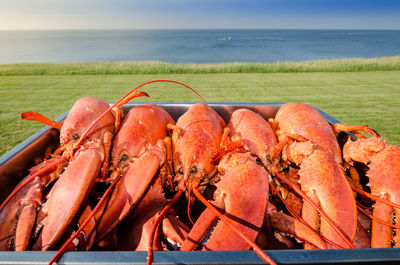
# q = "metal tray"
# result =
<box><xmin>0</xmin><ymin>102</ymin><xmax>397</xmax><ymax>265</ymax></box>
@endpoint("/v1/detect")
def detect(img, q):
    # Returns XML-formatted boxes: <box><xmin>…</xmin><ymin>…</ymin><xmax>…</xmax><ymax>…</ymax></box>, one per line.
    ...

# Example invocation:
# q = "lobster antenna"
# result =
<box><xmin>356</xmin><ymin>202</ymin><xmax>400</xmax><ymax>229</ymax></box>
<box><xmin>273</xmin><ymin>171</ymin><xmax>356</xmax><ymax>248</ymax></box>
<box><xmin>352</xmin><ymin>186</ymin><xmax>400</xmax><ymax>209</ymax></box>
<box><xmin>192</xmin><ymin>188</ymin><xmax>277</xmax><ymax>265</ymax></box>
<box><xmin>74</xmin><ymin>80</ymin><xmax>206</xmax><ymax>150</ymax></box>
<box><xmin>21</xmin><ymin>112</ymin><xmax>62</xmax><ymax>130</ymax></box>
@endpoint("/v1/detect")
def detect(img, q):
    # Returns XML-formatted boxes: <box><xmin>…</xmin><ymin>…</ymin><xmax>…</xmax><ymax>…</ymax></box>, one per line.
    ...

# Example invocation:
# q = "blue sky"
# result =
<box><xmin>1</xmin><ymin>0</ymin><xmax>399</xmax><ymax>30</ymax></box>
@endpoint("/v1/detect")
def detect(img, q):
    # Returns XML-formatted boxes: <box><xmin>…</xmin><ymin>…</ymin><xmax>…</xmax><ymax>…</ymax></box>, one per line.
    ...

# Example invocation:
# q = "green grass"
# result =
<box><xmin>1</xmin><ymin>56</ymin><xmax>400</xmax><ymax>75</ymax></box>
<box><xmin>1</xmin><ymin>70</ymin><xmax>399</xmax><ymax>157</ymax></box>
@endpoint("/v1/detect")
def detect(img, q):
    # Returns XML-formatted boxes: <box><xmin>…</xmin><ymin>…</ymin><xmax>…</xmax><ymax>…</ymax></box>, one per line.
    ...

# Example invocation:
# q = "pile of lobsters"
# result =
<box><xmin>0</xmin><ymin>81</ymin><xmax>399</xmax><ymax>265</ymax></box>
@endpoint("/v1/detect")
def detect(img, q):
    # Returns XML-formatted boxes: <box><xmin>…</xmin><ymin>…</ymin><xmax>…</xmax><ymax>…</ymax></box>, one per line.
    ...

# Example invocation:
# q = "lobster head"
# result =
<box><xmin>110</xmin><ymin>104</ymin><xmax>174</xmax><ymax>169</ymax></box>
<box><xmin>60</xmin><ymin>97</ymin><xmax>115</xmax><ymax>146</ymax></box>
<box><xmin>170</xmin><ymin>103</ymin><xmax>226</xmax><ymax>193</ymax></box>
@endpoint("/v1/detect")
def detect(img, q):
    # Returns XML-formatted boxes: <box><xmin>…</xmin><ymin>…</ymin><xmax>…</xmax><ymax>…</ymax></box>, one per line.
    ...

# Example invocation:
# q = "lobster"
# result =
<box><xmin>168</xmin><ymin>103</ymin><xmax>226</xmax><ymax>195</ymax></box>
<box><xmin>30</xmin><ymin>96</ymin><xmax>116</xmax><ymax>250</ymax></box>
<box><xmin>342</xmin><ymin>135</ymin><xmax>400</xmax><ymax>248</ymax></box>
<box><xmin>0</xmin><ymin>96</ymin><xmax>119</xmax><ymax>251</ymax></box>
<box><xmin>223</xmin><ymin>108</ymin><xmax>331</xmax><ymax>249</ymax></box>
<box><xmin>94</xmin><ymin>104</ymin><xmax>175</xmax><ymax>242</ymax></box>
<box><xmin>0</xmin><ymin>91</ymin><xmax>149</xmax><ymax>251</ymax></box>
<box><xmin>180</xmin><ymin>151</ymin><xmax>269</xmax><ymax>251</ymax></box>
<box><xmin>148</xmin><ymin>103</ymin><xmax>276</xmax><ymax>265</ymax></box>
<box><xmin>92</xmin><ymin>103</ymin><xmax>193</xmax><ymax>251</ymax></box>
<box><xmin>268</xmin><ymin>103</ymin><xmax>357</xmax><ymax>249</ymax></box>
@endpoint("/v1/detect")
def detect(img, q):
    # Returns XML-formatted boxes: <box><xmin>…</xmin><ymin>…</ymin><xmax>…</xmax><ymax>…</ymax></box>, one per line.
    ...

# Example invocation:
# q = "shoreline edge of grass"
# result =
<box><xmin>1</xmin><ymin>55</ymin><xmax>400</xmax><ymax>75</ymax></box>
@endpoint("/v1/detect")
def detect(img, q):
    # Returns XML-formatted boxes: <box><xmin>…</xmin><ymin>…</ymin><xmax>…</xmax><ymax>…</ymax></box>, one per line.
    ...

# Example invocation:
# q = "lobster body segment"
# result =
<box><xmin>343</xmin><ymin>137</ymin><xmax>400</xmax><ymax>248</ymax></box>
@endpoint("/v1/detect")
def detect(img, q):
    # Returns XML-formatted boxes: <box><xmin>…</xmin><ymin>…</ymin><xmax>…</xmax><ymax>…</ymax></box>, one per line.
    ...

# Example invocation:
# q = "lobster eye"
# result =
<box><xmin>118</xmin><ymin>153</ymin><xmax>128</xmax><ymax>164</ymax></box>
<box><xmin>190</xmin><ymin>166</ymin><xmax>196</xmax><ymax>174</ymax></box>
<box><xmin>70</xmin><ymin>132</ymin><xmax>79</xmax><ymax>141</ymax></box>
<box><xmin>178</xmin><ymin>168</ymin><xmax>183</xmax><ymax>174</ymax></box>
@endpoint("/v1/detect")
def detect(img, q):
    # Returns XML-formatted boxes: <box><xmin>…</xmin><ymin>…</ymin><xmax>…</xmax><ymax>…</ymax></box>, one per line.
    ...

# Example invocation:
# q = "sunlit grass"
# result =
<box><xmin>1</xmin><ymin>56</ymin><xmax>400</xmax><ymax>75</ymax></box>
<box><xmin>1</xmin><ymin>71</ymin><xmax>399</xmax><ymax>156</ymax></box>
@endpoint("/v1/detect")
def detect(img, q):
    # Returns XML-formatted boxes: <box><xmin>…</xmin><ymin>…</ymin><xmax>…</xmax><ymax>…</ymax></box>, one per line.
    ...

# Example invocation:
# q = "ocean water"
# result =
<box><xmin>0</xmin><ymin>29</ymin><xmax>399</xmax><ymax>64</ymax></box>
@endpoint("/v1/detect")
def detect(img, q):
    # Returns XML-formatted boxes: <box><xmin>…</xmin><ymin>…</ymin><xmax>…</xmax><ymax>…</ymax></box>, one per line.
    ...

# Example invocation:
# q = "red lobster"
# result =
<box><xmin>0</xmin><ymin>96</ymin><xmax>119</xmax><ymax>251</ymax></box>
<box><xmin>30</xmin><ymin>97</ymin><xmax>116</xmax><ymax>250</ymax></box>
<box><xmin>342</xmin><ymin>135</ymin><xmax>400</xmax><ymax>248</ymax></box>
<box><xmin>268</xmin><ymin>103</ymin><xmax>357</xmax><ymax>249</ymax></box>
<box><xmin>149</xmin><ymin>103</ymin><xmax>276</xmax><ymax>265</ymax></box>
<box><xmin>94</xmin><ymin>104</ymin><xmax>175</xmax><ymax>242</ymax></box>
<box><xmin>224</xmin><ymin>108</ymin><xmax>330</xmax><ymax>249</ymax></box>
<box><xmin>180</xmin><ymin>151</ymin><xmax>269</xmax><ymax>251</ymax></box>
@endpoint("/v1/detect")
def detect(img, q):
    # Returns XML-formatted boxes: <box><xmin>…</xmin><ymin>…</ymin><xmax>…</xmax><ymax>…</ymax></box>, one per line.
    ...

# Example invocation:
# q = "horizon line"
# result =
<box><xmin>1</xmin><ymin>27</ymin><xmax>400</xmax><ymax>31</ymax></box>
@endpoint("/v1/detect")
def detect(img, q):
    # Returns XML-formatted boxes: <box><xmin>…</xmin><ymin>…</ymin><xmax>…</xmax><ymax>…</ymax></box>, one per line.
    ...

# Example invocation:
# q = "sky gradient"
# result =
<box><xmin>1</xmin><ymin>0</ymin><xmax>400</xmax><ymax>30</ymax></box>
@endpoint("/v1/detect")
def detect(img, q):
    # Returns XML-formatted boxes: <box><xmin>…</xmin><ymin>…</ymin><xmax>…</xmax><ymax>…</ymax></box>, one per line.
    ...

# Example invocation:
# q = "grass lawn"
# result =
<box><xmin>1</xmin><ymin>71</ymin><xmax>399</xmax><ymax>156</ymax></box>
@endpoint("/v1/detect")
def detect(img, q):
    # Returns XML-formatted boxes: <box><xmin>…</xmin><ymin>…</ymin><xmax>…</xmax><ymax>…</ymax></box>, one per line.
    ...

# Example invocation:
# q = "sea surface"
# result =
<box><xmin>0</xmin><ymin>29</ymin><xmax>399</xmax><ymax>64</ymax></box>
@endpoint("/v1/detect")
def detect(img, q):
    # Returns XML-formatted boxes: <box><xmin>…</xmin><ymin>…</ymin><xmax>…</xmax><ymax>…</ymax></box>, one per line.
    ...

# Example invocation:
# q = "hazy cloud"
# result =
<box><xmin>1</xmin><ymin>0</ymin><xmax>399</xmax><ymax>29</ymax></box>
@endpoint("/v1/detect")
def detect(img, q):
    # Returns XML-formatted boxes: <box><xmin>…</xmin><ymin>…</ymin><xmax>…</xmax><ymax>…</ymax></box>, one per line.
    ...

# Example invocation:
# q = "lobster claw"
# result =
<box><xmin>95</xmin><ymin>142</ymin><xmax>166</xmax><ymax>242</ymax></box>
<box><xmin>39</xmin><ymin>145</ymin><xmax>106</xmax><ymax>250</ymax></box>
<box><xmin>181</xmin><ymin>152</ymin><xmax>269</xmax><ymax>251</ymax></box>
<box><xmin>343</xmin><ymin>136</ymin><xmax>400</xmax><ymax>248</ymax></box>
<box><xmin>284</xmin><ymin>142</ymin><xmax>357</xmax><ymax>248</ymax></box>
<box><xmin>118</xmin><ymin>187</ymin><xmax>190</xmax><ymax>251</ymax></box>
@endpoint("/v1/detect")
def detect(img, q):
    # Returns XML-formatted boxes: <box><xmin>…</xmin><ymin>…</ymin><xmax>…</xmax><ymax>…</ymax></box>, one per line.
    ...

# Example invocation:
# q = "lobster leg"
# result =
<box><xmin>14</xmin><ymin>199</ymin><xmax>41</xmax><ymax>251</ymax></box>
<box><xmin>332</xmin><ymin>123</ymin><xmax>380</xmax><ymax>138</ymax></box>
